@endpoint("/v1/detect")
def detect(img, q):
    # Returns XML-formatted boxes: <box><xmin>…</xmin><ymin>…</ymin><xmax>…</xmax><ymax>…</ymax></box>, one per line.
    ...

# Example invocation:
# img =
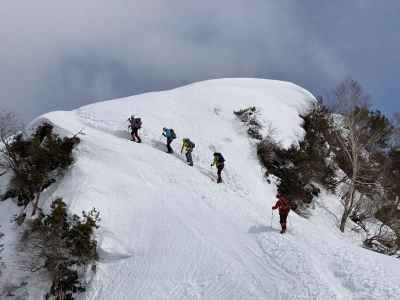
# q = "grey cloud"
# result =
<box><xmin>0</xmin><ymin>1</ymin><xmax>399</xmax><ymax>121</ymax></box>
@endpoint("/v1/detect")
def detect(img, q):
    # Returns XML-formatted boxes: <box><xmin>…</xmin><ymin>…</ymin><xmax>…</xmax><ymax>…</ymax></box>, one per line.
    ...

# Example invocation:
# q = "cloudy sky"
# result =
<box><xmin>1</xmin><ymin>1</ymin><xmax>399</xmax><ymax>121</ymax></box>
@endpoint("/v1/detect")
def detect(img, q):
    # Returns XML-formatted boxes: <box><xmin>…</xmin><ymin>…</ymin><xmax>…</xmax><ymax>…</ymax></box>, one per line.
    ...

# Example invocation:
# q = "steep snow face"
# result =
<box><xmin>4</xmin><ymin>78</ymin><xmax>400</xmax><ymax>299</ymax></box>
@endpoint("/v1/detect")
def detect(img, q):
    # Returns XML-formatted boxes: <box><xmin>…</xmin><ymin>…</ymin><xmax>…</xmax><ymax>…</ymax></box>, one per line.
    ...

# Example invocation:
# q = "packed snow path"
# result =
<box><xmin>15</xmin><ymin>79</ymin><xmax>400</xmax><ymax>299</ymax></box>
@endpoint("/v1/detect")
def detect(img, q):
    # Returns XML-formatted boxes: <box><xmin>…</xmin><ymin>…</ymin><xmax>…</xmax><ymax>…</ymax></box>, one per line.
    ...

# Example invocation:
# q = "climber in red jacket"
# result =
<box><xmin>272</xmin><ymin>194</ymin><xmax>291</xmax><ymax>234</ymax></box>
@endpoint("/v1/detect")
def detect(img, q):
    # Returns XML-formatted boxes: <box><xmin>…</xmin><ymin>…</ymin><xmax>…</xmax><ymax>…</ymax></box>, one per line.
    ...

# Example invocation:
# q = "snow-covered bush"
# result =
<box><xmin>234</xmin><ymin>106</ymin><xmax>263</xmax><ymax>140</ymax></box>
<box><xmin>362</xmin><ymin>223</ymin><xmax>399</xmax><ymax>256</ymax></box>
<box><xmin>257</xmin><ymin>103</ymin><xmax>337</xmax><ymax>212</ymax></box>
<box><xmin>23</xmin><ymin>198</ymin><xmax>100</xmax><ymax>299</ymax></box>
<box><xmin>374</xmin><ymin>205</ymin><xmax>400</xmax><ymax>252</ymax></box>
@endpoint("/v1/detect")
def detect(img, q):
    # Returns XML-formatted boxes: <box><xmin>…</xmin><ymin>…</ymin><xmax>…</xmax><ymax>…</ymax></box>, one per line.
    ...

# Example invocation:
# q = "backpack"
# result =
<box><xmin>129</xmin><ymin>116</ymin><xmax>141</xmax><ymax>129</ymax></box>
<box><xmin>214</xmin><ymin>152</ymin><xmax>225</xmax><ymax>163</ymax></box>
<box><xmin>133</xmin><ymin>118</ymin><xmax>142</xmax><ymax>129</ymax></box>
<box><xmin>187</xmin><ymin>139</ymin><xmax>195</xmax><ymax>149</ymax></box>
<box><xmin>128</xmin><ymin>117</ymin><xmax>134</xmax><ymax>127</ymax></box>
<box><xmin>170</xmin><ymin>129</ymin><xmax>176</xmax><ymax>139</ymax></box>
<box><xmin>289</xmin><ymin>201</ymin><xmax>297</xmax><ymax>211</ymax></box>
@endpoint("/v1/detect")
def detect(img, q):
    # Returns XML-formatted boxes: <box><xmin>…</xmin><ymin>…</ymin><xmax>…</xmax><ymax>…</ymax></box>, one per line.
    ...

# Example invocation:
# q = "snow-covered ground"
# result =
<box><xmin>1</xmin><ymin>78</ymin><xmax>400</xmax><ymax>299</ymax></box>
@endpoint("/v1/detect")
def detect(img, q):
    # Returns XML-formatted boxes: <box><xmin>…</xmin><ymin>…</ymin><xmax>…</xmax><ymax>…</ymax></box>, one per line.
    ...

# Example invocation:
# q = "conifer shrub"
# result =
<box><xmin>26</xmin><ymin>198</ymin><xmax>100</xmax><ymax>300</ymax></box>
<box><xmin>298</xmin><ymin>103</ymin><xmax>337</xmax><ymax>191</ymax></box>
<box><xmin>3</xmin><ymin>122</ymin><xmax>80</xmax><ymax>215</ymax></box>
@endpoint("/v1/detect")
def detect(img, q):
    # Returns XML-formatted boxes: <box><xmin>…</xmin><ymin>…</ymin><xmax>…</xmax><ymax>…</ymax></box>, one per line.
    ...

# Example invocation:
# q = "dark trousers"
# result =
<box><xmin>185</xmin><ymin>150</ymin><xmax>193</xmax><ymax>166</ymax></box>
<box><xmin>279</xmin><ymin>212</ymin><xmax>288</xmax><ymax>224</ymax></box>
<box><xmin>217</xmin><ymin>163</ymin><xmax>224</xmax><ymax>183</ymax></box>
<box><xmin>131</xmin><ymin>129</ymin><xmax>141</xmax><ymax>143</ymax></box>
<box><xmin>279</xmin><ymin>211</ymin><xmax>289</xmax><ymax>233</ymax></box>
<box><xmin>166</xmin><ymin>138</ymin><xmax>173</xmax><ymax>153</ymax></box>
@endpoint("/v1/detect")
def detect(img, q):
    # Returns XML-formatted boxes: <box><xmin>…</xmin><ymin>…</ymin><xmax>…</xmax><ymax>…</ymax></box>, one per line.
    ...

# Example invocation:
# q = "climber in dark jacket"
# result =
<box><xmin>128</xmin><ymin>116</ymin><xmax>142</xmax><ymax>143</ymax></box>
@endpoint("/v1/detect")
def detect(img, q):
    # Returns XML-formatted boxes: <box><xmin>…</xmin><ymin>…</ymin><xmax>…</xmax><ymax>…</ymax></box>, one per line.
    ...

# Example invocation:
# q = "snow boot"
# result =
<box><xmin>167</xmin><ymin>144</ymin><xmax>173</xmax><ymax>153</ymax></box>
<box><xmin>280</xmin><ymin>223</ymin><xmax>287</xmax><ymax>234</ymax></box>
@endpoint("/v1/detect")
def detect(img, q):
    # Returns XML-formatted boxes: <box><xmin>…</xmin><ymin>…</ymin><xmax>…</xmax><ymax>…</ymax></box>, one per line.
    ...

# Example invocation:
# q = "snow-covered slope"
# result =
<box><xmin>2</xmin><ymin>78</ymin><xmax>400</xmax><ymax>299</ymax></box>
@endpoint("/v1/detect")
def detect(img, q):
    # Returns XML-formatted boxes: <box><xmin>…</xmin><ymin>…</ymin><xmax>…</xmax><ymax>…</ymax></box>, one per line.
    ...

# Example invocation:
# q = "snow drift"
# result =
<box><xmin>2</xmin><ymin>78</ymin><xmax>400</xmax><ymax>299</ymax></box>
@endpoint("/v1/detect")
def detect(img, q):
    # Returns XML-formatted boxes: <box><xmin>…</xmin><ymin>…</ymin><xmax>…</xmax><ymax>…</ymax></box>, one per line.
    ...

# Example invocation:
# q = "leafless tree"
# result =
<box><xmin>331</xmin><ymin>78</ymin><xmax>370</xmax><ymax>113</ymax></box>
<box><xmin>329</xmin><ymin>79</ymin><xmax>391</xmax><ymax>232</ymax></box>
<box><xmin>0</xmin><ymin>228</ymin><xmax>4</xmax><ymax>278</ymax></box>
<box><xmin>391</xmin><ymin>112</ymin><xmax>400</xmax><ymax>147</ymax></box>
<box><xmin>0</xmin><ymin>111</ymin><xmax>23</xmax><ymax>176</ymax></box>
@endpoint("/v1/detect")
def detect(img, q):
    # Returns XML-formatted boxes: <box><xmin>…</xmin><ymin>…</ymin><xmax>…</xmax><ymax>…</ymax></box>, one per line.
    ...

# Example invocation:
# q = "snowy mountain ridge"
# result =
<box><xmin>1</xmin><ymin>78</ymin><xmax>400</xmax><ymax>299</ymax></box>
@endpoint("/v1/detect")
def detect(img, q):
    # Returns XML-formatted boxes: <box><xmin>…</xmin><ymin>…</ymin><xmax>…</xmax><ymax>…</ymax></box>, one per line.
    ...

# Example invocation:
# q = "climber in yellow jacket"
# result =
<box><xmin>181</xmin><ymin>138</ymin><xmax>195</xmax><ymax>166</ymax></box>
<box><xmin>211</xmin><ymin>152</ymin><xmax>225</xmax><ymax>183</ymax></box>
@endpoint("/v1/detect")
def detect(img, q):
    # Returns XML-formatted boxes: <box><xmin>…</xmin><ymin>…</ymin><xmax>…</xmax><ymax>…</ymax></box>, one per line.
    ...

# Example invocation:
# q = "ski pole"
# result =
<box><xmin>270</xmin><ymin>210</ymin><xmax>274</xmax><ymax>229</ymax></box>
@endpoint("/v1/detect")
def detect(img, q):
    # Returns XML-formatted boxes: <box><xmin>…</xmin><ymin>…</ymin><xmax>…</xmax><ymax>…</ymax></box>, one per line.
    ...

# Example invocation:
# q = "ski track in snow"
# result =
<box><xmin>2</xmin><ymin>78</ymin><xmax>400</xmax><ymax>299</ymax></box>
